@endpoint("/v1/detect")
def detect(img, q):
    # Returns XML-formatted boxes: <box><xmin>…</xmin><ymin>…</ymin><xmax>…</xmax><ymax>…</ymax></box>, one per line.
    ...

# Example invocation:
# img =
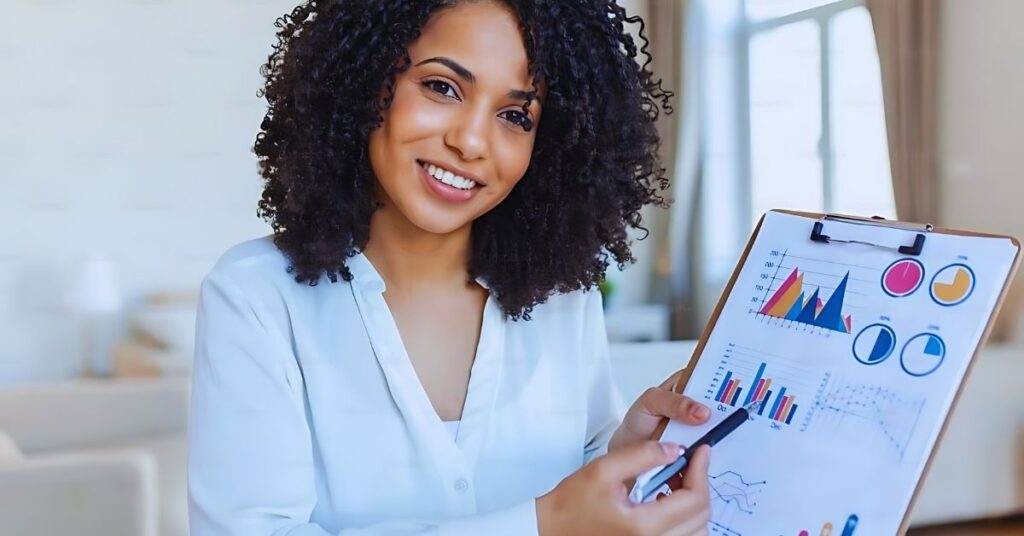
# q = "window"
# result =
<box><xmin>746</xmin><ymin>0</ymin><xmax>895</xmax><ymax>225</ymax></box>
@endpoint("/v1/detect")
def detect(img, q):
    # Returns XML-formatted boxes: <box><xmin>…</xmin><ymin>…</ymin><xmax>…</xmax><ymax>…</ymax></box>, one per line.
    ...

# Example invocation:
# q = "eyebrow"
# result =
<box><xmin>415</xmin><ymin>56</ymin><xmax>538</xmax><ymax>102</ymax></box>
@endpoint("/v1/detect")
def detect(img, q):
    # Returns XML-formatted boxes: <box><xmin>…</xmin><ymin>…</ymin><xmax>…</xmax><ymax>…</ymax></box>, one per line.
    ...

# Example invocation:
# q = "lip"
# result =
<box><xmin>418</xmin><ymin>162</ymin><xmax>480</xmax><ymax>203</ymax></box>
<box><xmin>418</xmin><ymin>159</ymin><xmax>485</xmax><ymax>186</ymax></box>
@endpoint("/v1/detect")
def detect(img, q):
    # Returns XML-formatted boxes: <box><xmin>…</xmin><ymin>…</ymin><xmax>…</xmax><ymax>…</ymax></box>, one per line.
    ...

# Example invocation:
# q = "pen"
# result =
<box><xmin>638</xmin><ymin>399</ymin><xmax>762</xmax><ymax>501</ymax></box>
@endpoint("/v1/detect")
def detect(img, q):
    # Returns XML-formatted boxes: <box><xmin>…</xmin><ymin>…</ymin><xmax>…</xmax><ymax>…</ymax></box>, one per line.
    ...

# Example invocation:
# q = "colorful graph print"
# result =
<box><xmin>805</xmin><ymin>381</ymin><xmax>924</xmax><ymax>459</ymax></box>
<box><xmin>715</xmin><ymin>369</ymin><xmax>747</xmax><ymax>407</ymax></box>
<box><xmin>881</xmin><ymin>258</ymin><xmax>925</xmax><ymax>297</ymax></box>
<box><xmin>715</xmin><ymin>362</ymin><xmax>799</xmax><ymax>425</ymax></box>
<box><xmin>930</xmin><ymin>263</ymin><xmax>975</xmax><ymax>306</ymax></box>
<box><xmin>852</xmin><ymin>323</ymin><xmax>896</xmax><ymax>365</ymax></box>
<box><xmin>759</xmin><ymin>268</ymin><xmax>853</xmax><ymax>333</ymax></box>
<box><xmin>900</xmin><ymin>333</ymin><xmax>946</xmax><ymax>377</ymax></box>
<box><xmin>710</xmin><ymin>470</ymin><xmax>765</xmax><ymax>514</ymax></box>
<box><xmin>797</xmin><ymin>515</ymin><xmax>858</xmax><ymax>536</ymax></box>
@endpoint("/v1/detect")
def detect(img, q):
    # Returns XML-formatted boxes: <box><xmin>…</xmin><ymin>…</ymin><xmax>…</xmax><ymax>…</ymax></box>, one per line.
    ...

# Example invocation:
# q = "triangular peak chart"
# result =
<box><xmin>749</xmin><ymin>249</ymin><xmax>868</xmax><ymax>335</ymax></box>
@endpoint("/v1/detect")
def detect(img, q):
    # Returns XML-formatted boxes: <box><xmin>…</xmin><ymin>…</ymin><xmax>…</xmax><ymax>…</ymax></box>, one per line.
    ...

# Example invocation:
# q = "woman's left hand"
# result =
<box><xmin>608</xmin><ymin>370</ymin><xmax>712</xmax><ymax>454</ymax></box>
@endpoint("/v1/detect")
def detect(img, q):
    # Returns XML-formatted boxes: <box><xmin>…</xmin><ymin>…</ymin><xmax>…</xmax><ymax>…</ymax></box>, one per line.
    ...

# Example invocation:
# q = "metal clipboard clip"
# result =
<box><xmin>809</xmin><ymin>214</ymin><xmax>934</xmax><ymax>256</ymax></box>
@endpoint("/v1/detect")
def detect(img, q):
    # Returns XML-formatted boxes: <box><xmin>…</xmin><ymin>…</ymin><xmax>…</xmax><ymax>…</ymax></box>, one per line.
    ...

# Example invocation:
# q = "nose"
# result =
<box><xmin>444</xmin><ymin>104</ymin><xmax>489</xmax><ymax>161</ymax></box>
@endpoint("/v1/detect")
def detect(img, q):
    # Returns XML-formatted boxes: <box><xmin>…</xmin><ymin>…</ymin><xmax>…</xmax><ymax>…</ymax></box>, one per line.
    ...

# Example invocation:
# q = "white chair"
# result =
<box><xmin>0</xmin><ymin>427</ymin><xmax>158</xmax><ymax>536</ymax></box>
<box><xmin>0</xmin><ymin>378</ymin><xmax>189</xmax><ymax>536</ymax></box>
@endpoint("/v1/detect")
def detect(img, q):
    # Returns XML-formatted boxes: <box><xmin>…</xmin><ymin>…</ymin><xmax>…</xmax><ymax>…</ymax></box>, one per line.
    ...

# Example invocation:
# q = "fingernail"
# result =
<box><xmin>691</xmin><ymin>405</ymin><xmax>710</xmax><ymax>419</ymax></box>
<box><xmin>660</xmin><ymin>442</ymin><xmax>679</xmax><ymax>457</ymax></box>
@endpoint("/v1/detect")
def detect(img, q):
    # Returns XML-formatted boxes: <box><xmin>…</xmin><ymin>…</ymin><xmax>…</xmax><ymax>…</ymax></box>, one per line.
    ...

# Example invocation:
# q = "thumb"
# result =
<box><xmin>594</xmin><ymin>440</ymin><xmax>680</xmax><ymax>483</ymax></box>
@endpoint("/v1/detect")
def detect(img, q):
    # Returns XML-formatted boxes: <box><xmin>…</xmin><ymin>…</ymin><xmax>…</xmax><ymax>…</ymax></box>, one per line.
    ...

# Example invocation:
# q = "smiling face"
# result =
<box><xmin>367</xmin><ymin>0</ymin><xmax>542</xmax><ymax>236</ymax></box>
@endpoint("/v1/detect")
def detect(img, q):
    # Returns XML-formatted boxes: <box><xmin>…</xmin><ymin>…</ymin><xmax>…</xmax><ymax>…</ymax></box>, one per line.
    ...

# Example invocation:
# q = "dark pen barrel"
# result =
<box><xmin>639</xmin><ymin>404</ymin><xmax>756</xmax><ymax>500</ymax></box>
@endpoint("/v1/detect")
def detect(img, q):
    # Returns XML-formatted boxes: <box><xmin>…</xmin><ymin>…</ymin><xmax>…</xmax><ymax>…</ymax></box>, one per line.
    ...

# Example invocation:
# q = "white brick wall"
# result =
<box><xmin>1</xmin><ymin>0</ymin><xmax>298</xmax><ymax>382</ymax></box>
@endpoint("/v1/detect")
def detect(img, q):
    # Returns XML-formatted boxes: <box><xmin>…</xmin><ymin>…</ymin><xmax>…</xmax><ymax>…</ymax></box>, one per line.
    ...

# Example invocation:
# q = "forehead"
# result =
<box><xmin>408</xmin><ymin>2</ymin><xmax>532</xmax><ymax>87</ymax></box>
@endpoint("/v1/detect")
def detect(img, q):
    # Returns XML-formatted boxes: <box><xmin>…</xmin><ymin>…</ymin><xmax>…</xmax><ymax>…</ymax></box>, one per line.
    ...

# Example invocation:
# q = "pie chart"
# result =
<box><xmin>930</xmin><ymin>263</ymin><xmax>975</xmax><ymax>306</ymax></box>
<box><xmin>852</xmin><ymin>323</ymin><xmax>896</xmax><ymax>365</ymax></box>
<box><xmin>900</xmin><ymin>333</ymin><xmax>946</xmax><ymax>377</ymax></box>
<box><xmin>881</xmin><ymin>258</ymin><xmax>925</xmax><ymax>297</ymax></box>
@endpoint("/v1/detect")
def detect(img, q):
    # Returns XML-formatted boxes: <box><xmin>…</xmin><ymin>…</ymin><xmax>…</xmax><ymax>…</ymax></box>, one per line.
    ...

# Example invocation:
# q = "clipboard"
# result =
<box><xmin>647</xmin><ymin>209</ymin><xmax>1021</xmax><ymax>535</ymax></box>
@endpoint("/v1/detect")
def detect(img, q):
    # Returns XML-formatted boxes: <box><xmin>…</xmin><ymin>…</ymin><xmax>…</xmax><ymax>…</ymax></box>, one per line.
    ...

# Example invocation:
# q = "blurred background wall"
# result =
<box><xmin>938</xmin><ymin>0</ymin><xmax>1024</xmax><ymax>239</ymax></box>
<box><xmin>1</xmin><ymin>0</ymin><xmax>284</xmax><ymax>382</ymax></box>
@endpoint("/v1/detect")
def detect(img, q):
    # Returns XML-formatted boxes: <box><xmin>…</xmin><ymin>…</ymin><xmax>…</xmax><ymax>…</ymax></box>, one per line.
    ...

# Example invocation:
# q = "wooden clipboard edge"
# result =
<box><xmin>896</xmin><ymin>235</ymin><xmax>1021</xmax><ymax>534</ymax></box>
<box><xmin>650</xmin><ymin>211</ymin><xmax>769</xmax><ymax>440</ymax></box>
<box><xmin>648</xmin><ymin>209</ymin><xmax>1021</xmax><ymax>534</ymax></box>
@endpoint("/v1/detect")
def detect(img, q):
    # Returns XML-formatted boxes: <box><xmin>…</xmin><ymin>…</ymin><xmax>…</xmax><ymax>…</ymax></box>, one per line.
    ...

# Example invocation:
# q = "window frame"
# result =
<box><xmin>739</xmin><ymin>0</ymin><xmax>869</xmax><ymax>220</ymax></box>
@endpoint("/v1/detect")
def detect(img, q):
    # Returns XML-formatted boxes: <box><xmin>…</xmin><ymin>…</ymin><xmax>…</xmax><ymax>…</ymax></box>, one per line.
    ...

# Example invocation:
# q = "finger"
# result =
<box><xmin>592</xmin><ymin>440</ymin><xmax>680</xmax><ymax>484</ymax></box>
<box><xmin>681</xmin><ymin>445</ymin><xmax>711</xmax><ymax>494</ymax></box>
<box><xmin>642</xmin><ymin>390</ymin><xmax>711</xmax><ymax>425</ymax></box>
<box><xmin>631</xmin><ymin>481</ymin><xmax>711</xmax><ymax>535</ymax></box>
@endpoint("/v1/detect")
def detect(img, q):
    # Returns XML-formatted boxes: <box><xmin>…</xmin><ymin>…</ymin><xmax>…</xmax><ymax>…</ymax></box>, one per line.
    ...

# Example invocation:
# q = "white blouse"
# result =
<box><xmin>188</xmin><ymin>237</ymin><xmax>626</xmax><ymax>535</ymax></box>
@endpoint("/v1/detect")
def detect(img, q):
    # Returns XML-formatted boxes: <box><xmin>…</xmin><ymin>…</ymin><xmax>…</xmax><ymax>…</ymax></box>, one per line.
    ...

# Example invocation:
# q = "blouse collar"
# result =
<box><xmin>346</xmin><ymin>252</ymin><xmax>490</xmax><ymax>293</ymax></box>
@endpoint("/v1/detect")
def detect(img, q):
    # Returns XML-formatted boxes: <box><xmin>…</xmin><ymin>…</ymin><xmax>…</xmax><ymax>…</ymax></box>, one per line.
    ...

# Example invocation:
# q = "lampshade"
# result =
<box><xmin>67</xmin><ymin>256</ymin><xmax>121</xmax><ymax>314</ymax></box>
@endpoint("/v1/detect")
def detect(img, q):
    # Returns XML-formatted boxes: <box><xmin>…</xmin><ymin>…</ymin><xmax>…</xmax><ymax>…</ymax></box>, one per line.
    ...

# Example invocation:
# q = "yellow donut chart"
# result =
<box><xmin>930</xmin><ymin>263</ymin><xmax>975</xmax><ymax>306</ymax></box>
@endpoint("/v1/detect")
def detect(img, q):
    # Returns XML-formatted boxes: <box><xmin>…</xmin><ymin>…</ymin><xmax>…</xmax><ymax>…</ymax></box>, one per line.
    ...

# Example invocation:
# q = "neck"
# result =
<box><xmin>362</xmin><ymin>203</ymin><xmax>474</xmax><ymax>294</ymax></box>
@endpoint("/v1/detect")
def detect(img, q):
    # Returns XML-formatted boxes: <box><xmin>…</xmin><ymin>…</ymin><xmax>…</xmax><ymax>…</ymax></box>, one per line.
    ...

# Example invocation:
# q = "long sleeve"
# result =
<box><xmin>187</xmin><ymin>269</ymin><xmax>541</xmax><ymax>536</ymax></box>
<box><xmin>581</xmin><ymin>290</ymin><xmax>627</xmax><ymax>464</ymax></box>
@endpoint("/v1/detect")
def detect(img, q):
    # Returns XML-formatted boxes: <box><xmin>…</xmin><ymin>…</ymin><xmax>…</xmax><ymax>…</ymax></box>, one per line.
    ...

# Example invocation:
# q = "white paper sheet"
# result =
<box><xmin>633</xmin><ymin>211</ymin><xmax>1018</xmax><ymax>536</ymax></box>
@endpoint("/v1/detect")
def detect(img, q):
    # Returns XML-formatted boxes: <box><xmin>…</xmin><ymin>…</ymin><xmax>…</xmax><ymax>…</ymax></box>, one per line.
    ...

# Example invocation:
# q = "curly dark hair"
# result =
<box><xmin>254</xmin><ymin>0</ymin><xmax>674</xmax><ymax>320</ymax></box>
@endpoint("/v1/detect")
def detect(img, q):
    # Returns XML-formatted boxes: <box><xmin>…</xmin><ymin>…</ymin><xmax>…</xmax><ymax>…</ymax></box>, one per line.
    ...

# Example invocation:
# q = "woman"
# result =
<box><xmin>189</xmin><ymin>1</ymin><xmax>714</xmax><ymax>534</ymax></box>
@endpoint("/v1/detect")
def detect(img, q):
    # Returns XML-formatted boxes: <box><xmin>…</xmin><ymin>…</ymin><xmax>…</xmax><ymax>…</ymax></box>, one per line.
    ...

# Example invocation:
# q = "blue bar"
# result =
<box><xmin>744</xmin><ymin>363</ymin><xmax>767</xmax><ymax>405</ymax></box>
<box><xmin>716</xmin><ymin>371</ymin><xmax>733</xmax><ymax>402</ymax></box>
<box><xmin>785</xmin><ymin>404</ymin><xmax>798</xmax><ymax>424</ymax></box>
<box><xmin>731</xmin><ymin>387</ymin><xmax>743</xmax><ymax>406</ymax></box>
<box><xmin>769</xmin><ymin>387</ymin><xmax>787</xmax><ymax>419</ymax></box>
<box><xmin>758</xmin><ymin>390</ymin><xmax>772</xmax><ymax>415</ymax></box>
<box><xmin>841</xmin><ymin>514</ymin><xmax>859</xmax><ymax>536</ymax></box>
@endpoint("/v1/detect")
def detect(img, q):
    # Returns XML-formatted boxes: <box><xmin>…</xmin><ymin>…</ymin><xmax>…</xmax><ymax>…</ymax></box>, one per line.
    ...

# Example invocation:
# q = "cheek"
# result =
<box><xmin>495</xmin><ymin>138</ymin><xmax>535</xmax><ymax>188</ymax></box>
<box><xmin>384</xmin><ymin>84</ymin><xmax>449</xmax><ymax>141</ymax></box>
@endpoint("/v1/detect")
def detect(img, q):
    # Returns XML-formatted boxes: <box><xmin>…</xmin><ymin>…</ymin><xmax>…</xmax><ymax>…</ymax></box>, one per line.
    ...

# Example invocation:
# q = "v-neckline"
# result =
<box><xmin>347</xmin><ymin>253</ymin><xmax>506</xmax><ymax>467</ymax></box>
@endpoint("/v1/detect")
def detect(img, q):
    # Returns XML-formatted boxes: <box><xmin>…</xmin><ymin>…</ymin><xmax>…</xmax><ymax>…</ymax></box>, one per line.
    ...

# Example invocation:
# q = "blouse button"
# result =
<box><xmin>453</xmin><ymin>478</ymin><xmax>469</xmax><ymax>493</ymax></box>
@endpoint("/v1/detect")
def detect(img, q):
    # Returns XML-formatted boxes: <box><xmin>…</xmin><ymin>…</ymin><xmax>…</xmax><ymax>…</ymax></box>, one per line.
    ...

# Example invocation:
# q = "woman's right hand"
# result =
<box><xmin>535</xmin><ymin>441</ymin><xmax>711</xmax><ymax>536</ymax></box>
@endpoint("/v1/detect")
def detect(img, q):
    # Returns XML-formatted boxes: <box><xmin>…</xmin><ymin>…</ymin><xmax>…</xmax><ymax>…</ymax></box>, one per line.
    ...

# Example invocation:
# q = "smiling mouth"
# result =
<box><xmin>417</xmin><ymin>160</ymin><xmax>480</xmax><ymax>191</ymax></box>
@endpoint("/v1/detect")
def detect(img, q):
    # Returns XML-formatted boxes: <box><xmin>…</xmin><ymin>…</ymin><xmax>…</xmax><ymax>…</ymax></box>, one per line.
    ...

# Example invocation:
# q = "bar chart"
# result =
<box><xmin>714</xmin><ymin>361</ymin><xmax>800</xmax><ymax>425</ymax></box>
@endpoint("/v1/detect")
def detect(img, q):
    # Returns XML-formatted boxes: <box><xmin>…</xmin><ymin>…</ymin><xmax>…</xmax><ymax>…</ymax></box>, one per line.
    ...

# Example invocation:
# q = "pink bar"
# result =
<box><xmin>772</xmin><ymin>395</ymin><xmax>789</xmax><ymax>421</ymax></box>
<box><xmin>752</xmin><ymin>378</ymin><xmax>766</xmax><ymax>401</ymax></box>
<box><xmin>722</xmin><ymin>380</ymin><xmax>737</xmax><ymax>405</ymax></box>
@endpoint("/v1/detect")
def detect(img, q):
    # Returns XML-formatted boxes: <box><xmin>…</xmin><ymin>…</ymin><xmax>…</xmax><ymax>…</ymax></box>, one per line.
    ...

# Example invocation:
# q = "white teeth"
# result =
<box><xmin>421</xmin><ymin>162</ymin><xmax>477</xmax><ymax>191</ymax></box>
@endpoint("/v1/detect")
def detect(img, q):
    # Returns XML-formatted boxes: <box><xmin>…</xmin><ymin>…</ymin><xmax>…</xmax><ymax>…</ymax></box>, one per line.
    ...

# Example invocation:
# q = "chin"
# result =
<box><xmin>405</xmin><ymin>206</ymin><xmax>475</xmax><ymax>235</ymax></box>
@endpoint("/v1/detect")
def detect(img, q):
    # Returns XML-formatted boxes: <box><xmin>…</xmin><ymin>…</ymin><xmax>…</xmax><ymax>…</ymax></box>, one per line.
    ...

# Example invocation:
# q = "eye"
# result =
<box><xmin>422</xmin><ymin>79</ymin><xmax>460</xmax><ymax>100</ymax></box>
<box><xmin>500</xmin><ymin>109</ymin><xmax>534</xmax><ymax>132</ymax></box>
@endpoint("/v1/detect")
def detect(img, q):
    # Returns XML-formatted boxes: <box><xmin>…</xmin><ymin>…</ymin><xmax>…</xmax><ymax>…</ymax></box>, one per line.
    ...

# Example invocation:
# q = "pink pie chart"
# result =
<box><xmin>882</xmin><ymin>258</ymin><xmax>925</xmax><ymax>297</ymax></box>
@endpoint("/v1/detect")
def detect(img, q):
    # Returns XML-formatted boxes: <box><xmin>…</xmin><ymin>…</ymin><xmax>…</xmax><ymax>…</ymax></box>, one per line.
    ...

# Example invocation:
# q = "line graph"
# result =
<box><xmin>804</xmin><ymin>377</ymin><xmax>926</xmax><ymax>461</ymax></box>
<box><xmin>708</xmin><ymin>469</ymin><xmax>767</xmax><ymax>536</ymax></box>
<box><xmin>710</xmin><ymin>470</ymin><xmax>766</xmax><ymax>514</ymax></box>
